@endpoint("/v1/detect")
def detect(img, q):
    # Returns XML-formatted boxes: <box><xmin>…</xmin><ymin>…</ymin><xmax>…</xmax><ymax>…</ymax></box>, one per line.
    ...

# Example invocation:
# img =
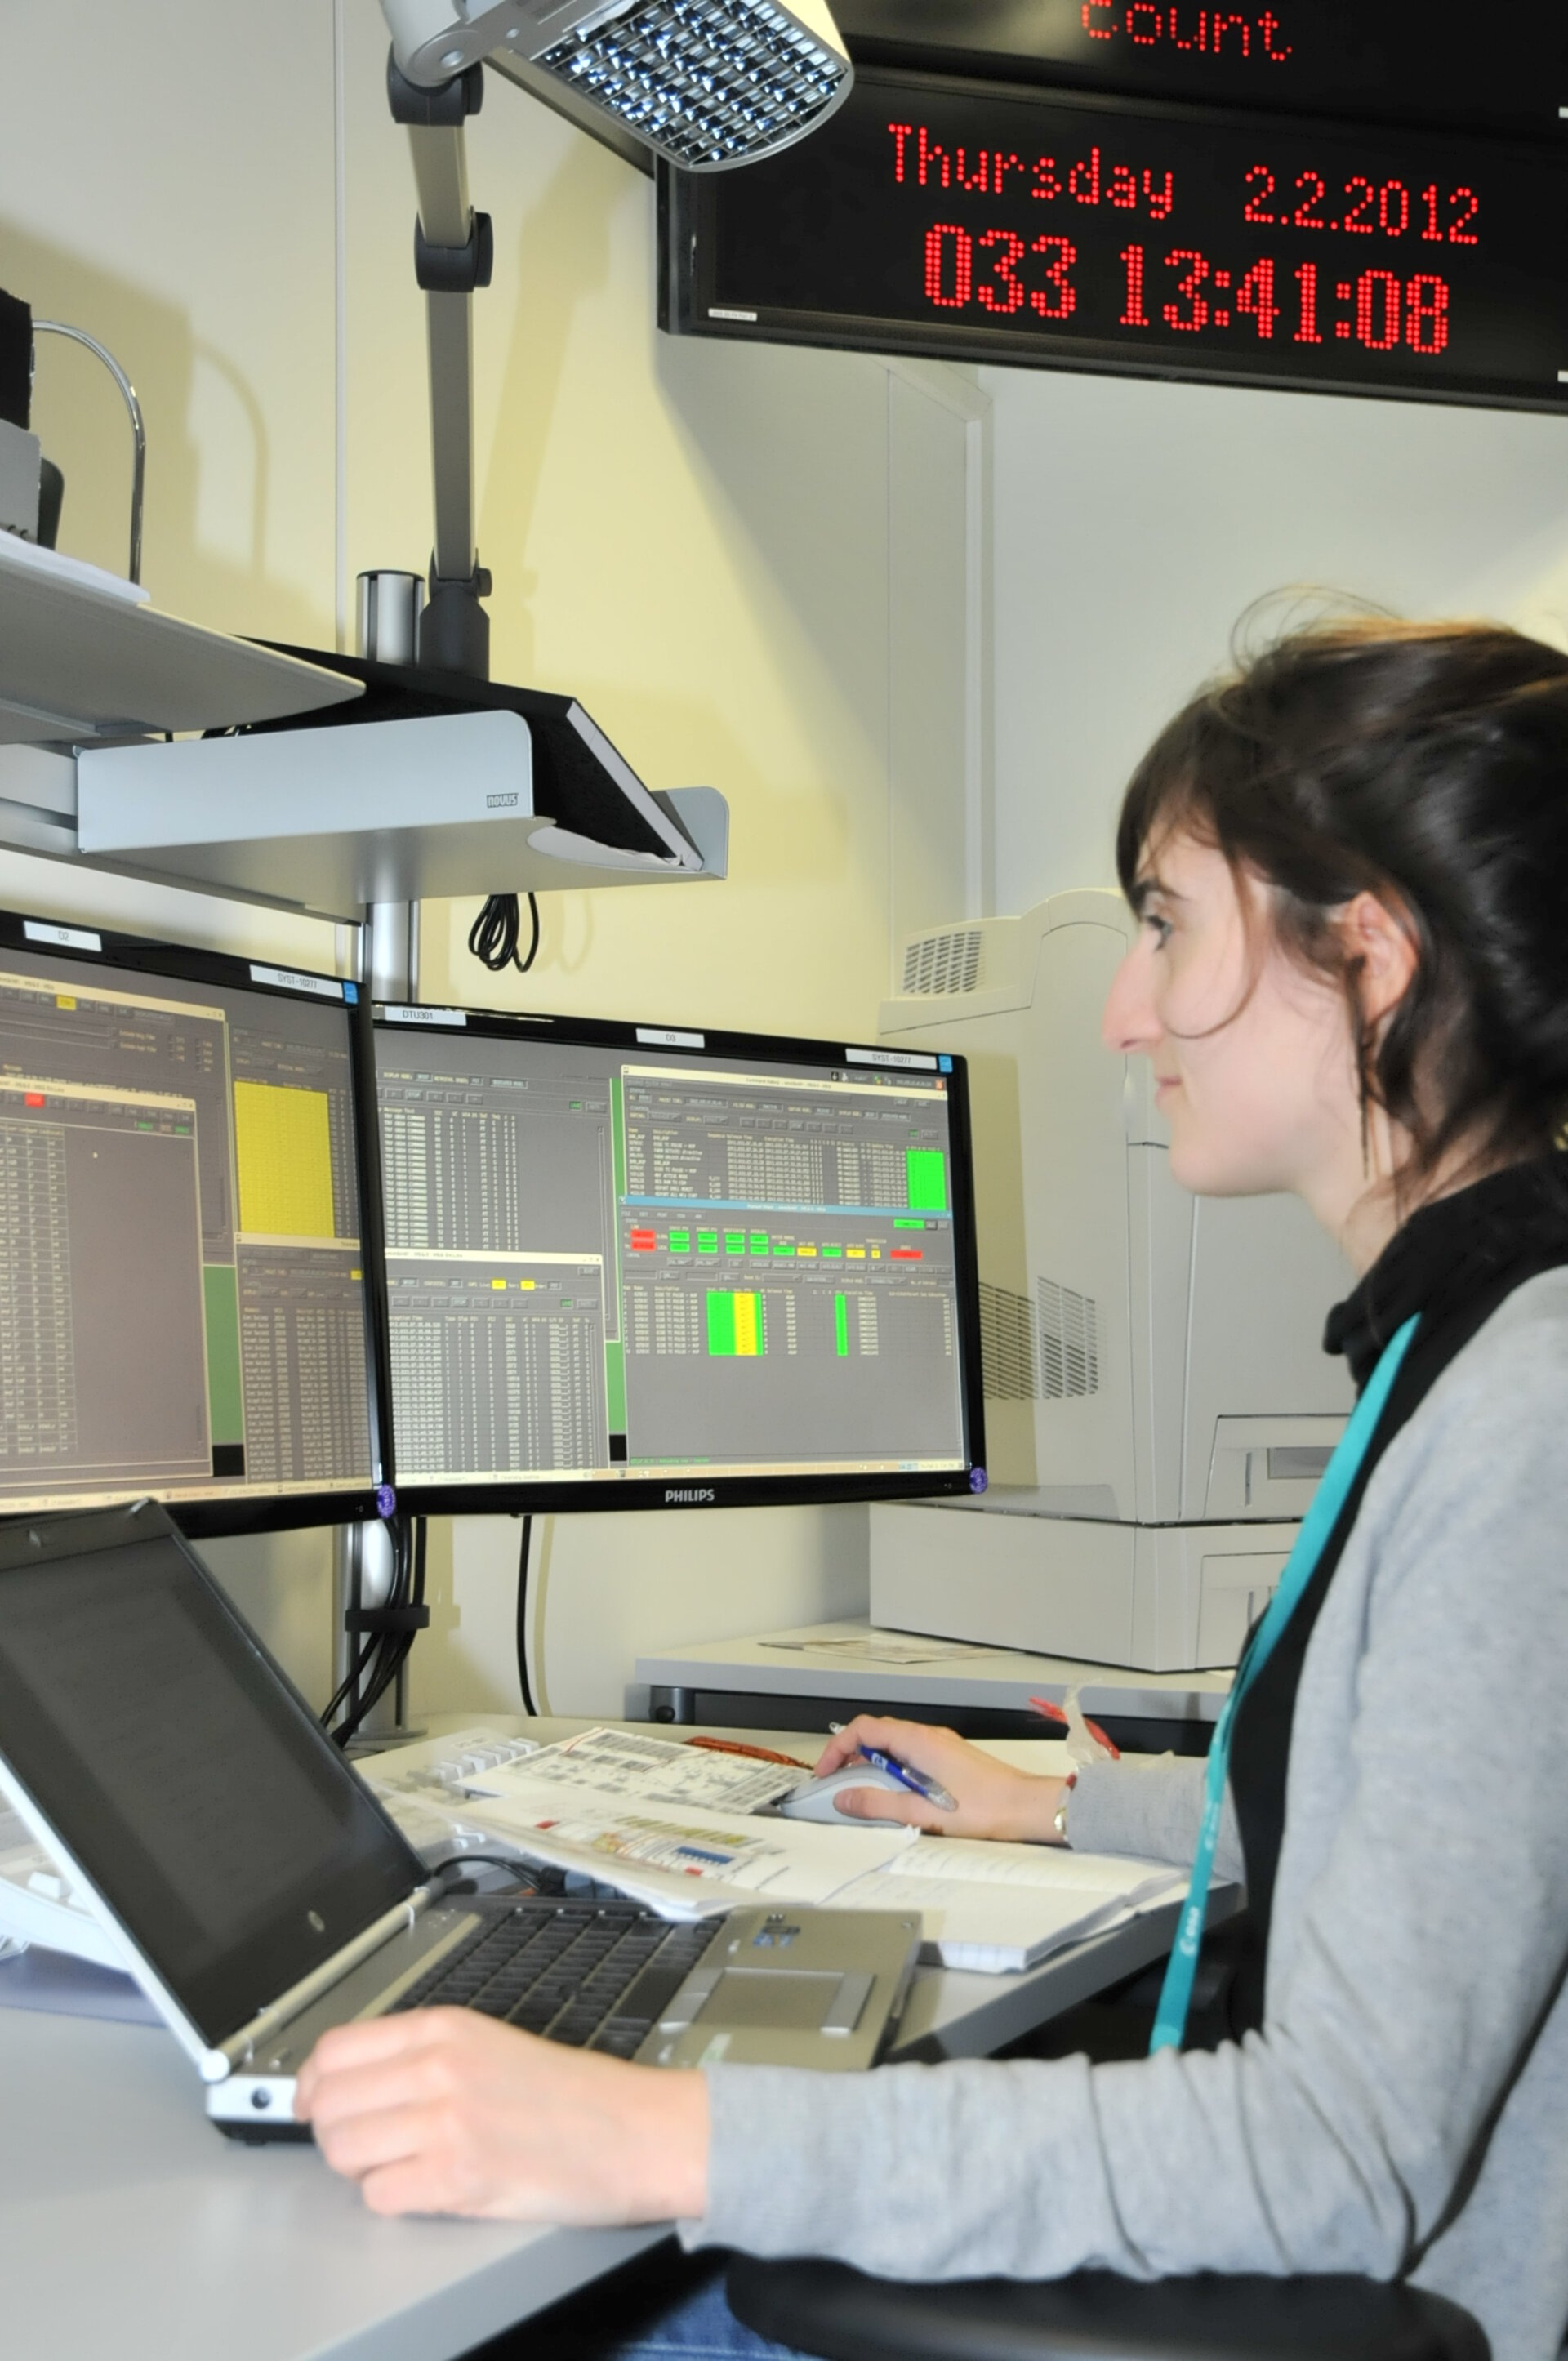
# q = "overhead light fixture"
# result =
<box><xmin>374</xmin><ymin>0</ymin><xmax>849</xmax><ymax>675</ymax></box>
<box><xmin>335</xmin><ymin>0</ymin><xmax>845</xmax><ymax>980</ymax></box>
<box><xmin>382</xmin><ymin>0</ymin><xmax>851</xmax><ymax>171</ymax></box>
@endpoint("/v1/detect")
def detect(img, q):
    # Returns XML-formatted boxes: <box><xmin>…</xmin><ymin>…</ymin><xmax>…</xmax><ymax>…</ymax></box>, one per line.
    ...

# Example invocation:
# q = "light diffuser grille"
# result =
<box><xmin>539</xmin><ymin>0</ymin><xmax>848</xmax><ymax>168</ymax></box>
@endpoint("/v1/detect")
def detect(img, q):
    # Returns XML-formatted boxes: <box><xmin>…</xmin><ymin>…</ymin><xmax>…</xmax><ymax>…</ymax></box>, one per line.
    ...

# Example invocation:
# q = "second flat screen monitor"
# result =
<box><xmin>374</xmin><ymin>1008</ymin><xmax>984</xmax><ymax>1510</ymax></box>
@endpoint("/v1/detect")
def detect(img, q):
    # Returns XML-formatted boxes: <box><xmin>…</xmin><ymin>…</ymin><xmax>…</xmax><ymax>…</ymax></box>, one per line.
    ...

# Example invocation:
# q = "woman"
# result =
<box><xmin>297</xmin><ymin>619</ymin><xmax>1568</xmax><ymax>2361</ymax></box>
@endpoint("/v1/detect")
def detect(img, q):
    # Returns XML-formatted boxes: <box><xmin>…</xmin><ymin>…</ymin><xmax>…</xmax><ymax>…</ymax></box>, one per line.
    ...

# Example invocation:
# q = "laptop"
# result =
<box><xmin>0</xmin><ymin>1503</ymin><xmax>920</xmax><ymax>2140</ymax></box>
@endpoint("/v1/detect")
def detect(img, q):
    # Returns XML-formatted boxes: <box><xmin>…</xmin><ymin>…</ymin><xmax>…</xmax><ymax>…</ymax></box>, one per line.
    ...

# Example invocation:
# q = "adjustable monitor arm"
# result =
<box><xmin>387</xmin><ymin>55</ymin><xmax>494</xmax><ymax>679</ymax></box>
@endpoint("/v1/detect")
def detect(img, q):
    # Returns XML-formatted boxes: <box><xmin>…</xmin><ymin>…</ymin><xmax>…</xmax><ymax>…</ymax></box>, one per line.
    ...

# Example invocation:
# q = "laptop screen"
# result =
<box><xmin>0</xmin><ymin>1506</ymin><xmax>421</xmax><ymax>2046</ymax></box>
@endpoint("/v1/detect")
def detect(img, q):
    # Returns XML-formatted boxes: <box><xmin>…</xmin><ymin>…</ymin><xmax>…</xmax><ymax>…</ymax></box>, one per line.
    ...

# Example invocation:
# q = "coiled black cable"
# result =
<box><xmin>468</xmin><ymin>892</ymin><xmax>540</xmax><ymax>974</ymax></box>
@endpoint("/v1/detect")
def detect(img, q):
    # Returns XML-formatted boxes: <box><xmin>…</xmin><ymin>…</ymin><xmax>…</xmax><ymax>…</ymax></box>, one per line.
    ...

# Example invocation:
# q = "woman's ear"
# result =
<box><xmin>1339</xmin><ymin>890</ymin><xmax>1419</xmax><ymax>1029</ymax></box>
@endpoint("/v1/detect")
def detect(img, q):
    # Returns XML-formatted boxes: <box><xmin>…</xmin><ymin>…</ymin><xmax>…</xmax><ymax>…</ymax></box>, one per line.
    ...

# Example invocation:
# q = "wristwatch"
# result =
<box><xmin>1053</xmin><ymin>1772</ymin><xmax>1077</xmax><ymax>1843</ymax></box>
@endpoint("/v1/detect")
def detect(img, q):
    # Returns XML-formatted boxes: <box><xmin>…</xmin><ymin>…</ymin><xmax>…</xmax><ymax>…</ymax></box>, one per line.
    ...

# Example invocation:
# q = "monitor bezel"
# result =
<box><xmin>372</xmin><ymin>1000</ymin><xmax>988</xmax><ymax>1517</ymax></box>
<box><xmin>0</xmin><ymin>907</ymin><xmax>391</xmax><ymax>1539</ymax></box>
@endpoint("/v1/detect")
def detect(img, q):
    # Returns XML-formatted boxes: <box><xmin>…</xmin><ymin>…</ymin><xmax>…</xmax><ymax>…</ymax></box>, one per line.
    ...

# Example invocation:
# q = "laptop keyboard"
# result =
<box><xmin>391</xmin><ymin>1898</ymin><xmax>719</xmax><ymax>2058</ymax></box>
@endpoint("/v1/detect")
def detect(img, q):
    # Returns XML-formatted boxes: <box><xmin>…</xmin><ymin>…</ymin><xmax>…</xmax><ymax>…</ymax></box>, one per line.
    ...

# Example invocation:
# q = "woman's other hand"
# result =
<box><xmin>811</xmin><ymin>1715</ymin><xmax>1071</xmax><ymax>1842</ymax></box>
<box><xmin>296</xmin><ymin>2009</ymin><xmax>709</xmax><ymax>2222</ymax></box>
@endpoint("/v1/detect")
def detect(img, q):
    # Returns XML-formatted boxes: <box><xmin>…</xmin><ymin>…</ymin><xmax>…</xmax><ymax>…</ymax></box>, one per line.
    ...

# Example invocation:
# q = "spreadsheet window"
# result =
<box><xmin>376</xmin><ymin>1025</ymin><xmax>972</xmax><ymax>1491</ymax></box>
<box><xmin>0</xmin><ymin>938</ymin><xmax>374</xmax><ymax>1512</ymax></box>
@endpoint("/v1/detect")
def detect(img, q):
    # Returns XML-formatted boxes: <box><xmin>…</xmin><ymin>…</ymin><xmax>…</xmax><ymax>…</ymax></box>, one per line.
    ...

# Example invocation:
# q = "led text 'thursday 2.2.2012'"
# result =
<box><xmin>667</xmin><ymin>69</ymin><xmax>1568</xmax><ymax>410</ymax></box>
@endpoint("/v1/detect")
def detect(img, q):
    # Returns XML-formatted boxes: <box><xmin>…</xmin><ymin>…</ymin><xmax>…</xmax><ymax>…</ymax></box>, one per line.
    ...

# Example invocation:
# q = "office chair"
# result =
<box><xmin>727</xmin><ymin>2255</ymin><xmax>1490</xmax><ymax>2361</ymax></box>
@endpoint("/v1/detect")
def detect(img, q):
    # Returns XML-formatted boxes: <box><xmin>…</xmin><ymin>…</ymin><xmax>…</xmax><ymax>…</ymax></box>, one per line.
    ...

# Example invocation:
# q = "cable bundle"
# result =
<box><xmin>322</xmin><ymin>1516</ymin><xmax>430</xmax><ymax>1746</ymax></box>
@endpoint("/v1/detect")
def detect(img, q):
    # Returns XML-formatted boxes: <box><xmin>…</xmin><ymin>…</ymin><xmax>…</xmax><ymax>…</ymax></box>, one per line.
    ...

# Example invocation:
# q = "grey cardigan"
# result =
<box><xmin>686</xmin><ymin>1270</ymin><xmax>1568</xmax><ymax>2361</ymax></box>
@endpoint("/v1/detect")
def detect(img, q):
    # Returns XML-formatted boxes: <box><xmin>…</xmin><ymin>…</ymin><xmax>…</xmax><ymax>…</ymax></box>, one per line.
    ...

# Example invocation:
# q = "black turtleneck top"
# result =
<box><xmin>1221</xmin><ymin>1149</ymin><xmax>1568</xmax><ymax>2037</ymax></box>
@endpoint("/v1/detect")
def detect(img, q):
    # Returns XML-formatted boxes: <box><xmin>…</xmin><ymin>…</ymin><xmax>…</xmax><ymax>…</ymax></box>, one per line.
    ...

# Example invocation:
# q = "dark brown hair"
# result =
<box><xmin>1116</xmin><ymin>619</ymin><xmax>1568</xmax><ymax>1176</ymax></box>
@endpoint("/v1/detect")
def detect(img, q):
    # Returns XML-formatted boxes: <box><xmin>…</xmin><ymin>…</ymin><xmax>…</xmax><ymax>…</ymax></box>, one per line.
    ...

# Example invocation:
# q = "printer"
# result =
<box><xmin>870</xmin><ymin>890</ymin><xmax>1355</xmax><ymax>1671</ymax></box>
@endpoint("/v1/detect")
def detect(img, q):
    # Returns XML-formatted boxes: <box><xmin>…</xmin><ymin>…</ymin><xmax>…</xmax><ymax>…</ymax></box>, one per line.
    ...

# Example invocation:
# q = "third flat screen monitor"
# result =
<box><xmin>373</xmin><ymin>1007</ymin><xmax>985</xmax><ymax>1510</ymax></box>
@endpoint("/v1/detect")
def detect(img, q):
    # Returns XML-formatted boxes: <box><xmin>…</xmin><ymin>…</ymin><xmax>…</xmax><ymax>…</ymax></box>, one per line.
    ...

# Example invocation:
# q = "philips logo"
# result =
<box><xmin>665</xmin><ymin>1487</ymin><xmax>717</xmax><ymax>1505</ymax></box>
<box><xmin>486</xmin><ymin>791</ymin><xmax>519</xmax><ymax>809</ymax></box>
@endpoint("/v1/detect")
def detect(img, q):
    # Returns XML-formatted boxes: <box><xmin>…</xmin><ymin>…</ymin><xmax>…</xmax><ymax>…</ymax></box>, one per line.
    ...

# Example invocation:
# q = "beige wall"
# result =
<box><xmin>983</xmin><ymin>366</ymin><xmax>1568</xmax><ymax>910</ymax></box>
<box><xmin>1</xmin><ymin>0</ymin><xmax>982</xmax><ymax>1713</ymax></box>
<box><xmin>20</xmin><ymin>10</ymin><xmax>1557</xmax><ymax>1722</ymax></box>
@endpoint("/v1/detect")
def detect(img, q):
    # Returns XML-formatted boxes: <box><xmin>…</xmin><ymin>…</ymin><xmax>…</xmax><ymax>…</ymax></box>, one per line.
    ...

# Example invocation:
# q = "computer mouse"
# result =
<box><xmin>777</xmin><ymin>1763</ymin><xmax>912</xmax><ymax>1823</ymax></box>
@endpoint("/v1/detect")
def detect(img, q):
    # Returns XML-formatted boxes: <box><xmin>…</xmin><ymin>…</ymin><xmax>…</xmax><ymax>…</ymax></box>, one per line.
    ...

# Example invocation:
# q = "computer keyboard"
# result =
<box><xmin>355</xmin><ymin>1724</ymin><xmax>541</xmax><ymax>1794</ymax></box>
<box><xmin>355</xmin><ymin>1726</ymin><xmax>542</xmax><ymax>1866</ymax></box>
<box><xmin>393</xmin><ymin>1896</ymin><xmax>717</xmax><ymax>2058</ymax></box>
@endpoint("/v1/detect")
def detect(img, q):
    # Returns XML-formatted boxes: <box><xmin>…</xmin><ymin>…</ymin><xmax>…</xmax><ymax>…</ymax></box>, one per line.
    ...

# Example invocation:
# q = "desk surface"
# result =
<box><xmin>634</xmin><ymin>1622</ymin><xmax>1234</xmax><ymax>1729</ymax></box>
<box><xmin>0</xmin><ymin>1717</ymin><xmax>1214</xmax><ymax>2361</ymax></box>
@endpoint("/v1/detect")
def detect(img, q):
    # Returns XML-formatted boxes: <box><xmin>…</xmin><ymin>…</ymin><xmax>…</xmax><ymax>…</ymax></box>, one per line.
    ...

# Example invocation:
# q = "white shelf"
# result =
<box><xmin>0</xmin><ymin>542</ymin><xmax>728</xmax><ymax>913</ymax></box>
<box><xmin>0</xmin><ymin>545</ymin><xmax>361</xmax><ymax>745</ymax></box>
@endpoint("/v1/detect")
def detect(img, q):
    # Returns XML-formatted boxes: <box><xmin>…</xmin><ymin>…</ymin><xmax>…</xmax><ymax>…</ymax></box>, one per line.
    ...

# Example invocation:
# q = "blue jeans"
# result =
<box><xmin>510</xmin><ymin>2244</ymin><xmax>817</xmax><ymax>2361</ymax></box>
<box><xmin>595</xmin><ymin>2262</ymin><xmax>814</xmax><ymax>2358</ymax></box>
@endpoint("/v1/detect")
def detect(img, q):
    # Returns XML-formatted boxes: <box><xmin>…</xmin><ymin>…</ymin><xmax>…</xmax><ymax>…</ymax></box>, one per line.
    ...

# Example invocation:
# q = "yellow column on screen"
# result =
<box><xmin>233</xmin><ymin>1080</ymin><xmax>336</xmax><ymax>1239</ymax></box>
<box><xmin>707</xmin><ymin>1290</ymin><xmax>764</xmax><ymax>1357</ymax></box>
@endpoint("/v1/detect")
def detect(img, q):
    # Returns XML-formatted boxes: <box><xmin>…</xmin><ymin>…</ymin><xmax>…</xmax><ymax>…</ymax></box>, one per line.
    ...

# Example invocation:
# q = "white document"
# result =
<box><xmin>758</xmin><ymin>1635</ymin><xmax>997</xmax><ymax>1665</ymax></box>
<box><xmin>832</xmin><ymin>1837</ymin><xmax>1186</xmax><ymax>1972</ymax></box>
<box><xmin>470</xmin><ymin>1726</ymin><xmax>804</xmax><ymax>1815</ymax></box>
<box><xmin>457</xmin><ymin>1774</ymin><xmax>915</xmax><ymax>1922</ymax></box>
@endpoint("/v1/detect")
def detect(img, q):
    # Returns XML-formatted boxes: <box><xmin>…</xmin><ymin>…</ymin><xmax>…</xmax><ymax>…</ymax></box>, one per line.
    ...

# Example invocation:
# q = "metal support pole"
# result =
<box><xmin>389</xmin><ymin>57</ymin><xmax>493</xmax><ymax>680</ymax></box>
<box><xmin>331</xmin><ymin>581</ymin><xmax>427</xmax><ymax>1744</ymax></box>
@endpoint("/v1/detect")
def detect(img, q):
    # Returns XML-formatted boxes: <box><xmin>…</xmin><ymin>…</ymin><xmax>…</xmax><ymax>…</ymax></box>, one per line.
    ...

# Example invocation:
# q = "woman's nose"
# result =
<box><xmin>1102</xmin><ymin>942</ymin><xmax>1159</xmax><ymax>1055</ymax></box>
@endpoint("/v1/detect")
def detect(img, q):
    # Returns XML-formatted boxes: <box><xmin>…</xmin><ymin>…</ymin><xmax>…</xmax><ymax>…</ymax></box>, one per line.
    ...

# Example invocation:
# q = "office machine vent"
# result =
<box><xmin>979</xmin><ymin>1281</ymin><xmax>1037</xmax><ymax>1401</ymax></box>
<box><xmin>902</xmin><ymin>926</ymin><xmax>983</xmax><ymax>997</ymax></box>
<box><xmin>1038</xmin><ymin>1278</ymin><xmax>1100</xmax><ymax>1399</ymax></box>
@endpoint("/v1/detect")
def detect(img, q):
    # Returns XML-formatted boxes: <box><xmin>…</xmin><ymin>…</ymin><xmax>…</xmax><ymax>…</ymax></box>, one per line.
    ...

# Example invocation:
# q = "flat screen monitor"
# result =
<box><xmin>373</xmin><ymin>1005</ymin><xmax>987</xmax><ymax>1512</ymax></box>
<box><xmin>0</xmin><ymin>910</ymin><xmax>387</xmax><ymax>1535</ymax></box>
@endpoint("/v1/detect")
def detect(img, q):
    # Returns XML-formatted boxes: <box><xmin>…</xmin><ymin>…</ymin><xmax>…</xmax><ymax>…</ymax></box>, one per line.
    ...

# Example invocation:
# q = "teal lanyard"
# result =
<box><xmin>1148</xmin><ymin>1312</ymin><xmax>1420</xmax><ymax>2054</ymax></box>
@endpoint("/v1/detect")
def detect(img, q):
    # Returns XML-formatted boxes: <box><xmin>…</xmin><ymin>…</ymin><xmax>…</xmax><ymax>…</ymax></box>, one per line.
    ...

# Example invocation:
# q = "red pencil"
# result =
<box><xmin>1027</xmin><ymin>1696</ymin><xmax>1120</xmax><ymax>1759</ymax></box>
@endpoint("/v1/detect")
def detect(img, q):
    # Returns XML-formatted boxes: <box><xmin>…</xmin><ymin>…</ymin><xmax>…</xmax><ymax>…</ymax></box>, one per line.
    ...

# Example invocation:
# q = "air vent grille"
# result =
<box><xmin>901</xmin><ymin>926</ymin><xmax>982</xmax><ymax>997</ymax></box>
<box><xmin>978</xmin><ymin>1282</ymin><xmax>1036</xmax><ymax>1401</ymax></box>
<box><xmin>1038</xmin><ymin>1278</ymin><xmax>1100</xmax><ymax>1400</ymax></box>
<box><xmin>978</xmin><ymin>1278</ymin><xmax>1102</xmax><ymax>1401</ymax></box>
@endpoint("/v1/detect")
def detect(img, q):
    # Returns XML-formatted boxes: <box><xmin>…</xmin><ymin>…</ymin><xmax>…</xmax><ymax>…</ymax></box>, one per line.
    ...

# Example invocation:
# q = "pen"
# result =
<box><xmin>826</xmin><ymin>1725</ymin><xmax>958</xmax><ymax>1812</ymax></box>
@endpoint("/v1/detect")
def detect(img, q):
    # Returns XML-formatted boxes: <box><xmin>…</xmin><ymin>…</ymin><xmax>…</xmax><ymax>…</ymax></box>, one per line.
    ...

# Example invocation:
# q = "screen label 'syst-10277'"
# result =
<box><xmin>664</xmin><ymin>69</ymin><xmax>1568</xmax><ymax>410</ymax></box>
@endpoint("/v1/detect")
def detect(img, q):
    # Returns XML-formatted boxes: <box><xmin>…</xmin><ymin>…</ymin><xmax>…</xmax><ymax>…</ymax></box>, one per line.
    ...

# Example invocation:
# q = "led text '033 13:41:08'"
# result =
<box><xmin>922</xmin><ymin>234</ymin><xmax>1452</xmax><ymax>357</ymax></box>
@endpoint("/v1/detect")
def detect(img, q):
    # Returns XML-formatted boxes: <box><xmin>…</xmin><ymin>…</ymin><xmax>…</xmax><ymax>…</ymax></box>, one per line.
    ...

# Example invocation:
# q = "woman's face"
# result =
<box><xmin>1102</xmin><ymin>829</ymin><xmax>1364</xmax><ymax>1205</ymax></box>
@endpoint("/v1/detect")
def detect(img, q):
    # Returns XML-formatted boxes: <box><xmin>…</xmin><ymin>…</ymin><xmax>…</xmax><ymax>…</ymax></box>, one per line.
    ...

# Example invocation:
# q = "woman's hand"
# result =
<box><xmin>295</xmin><ymin>2008</ymin><xmax>710</xmax><ymax>2222</ymax></box>
<box><xmin>812</xmin><ymin>1715</ymin><xmax>1071</xmax><ymax>1843</ymax></box>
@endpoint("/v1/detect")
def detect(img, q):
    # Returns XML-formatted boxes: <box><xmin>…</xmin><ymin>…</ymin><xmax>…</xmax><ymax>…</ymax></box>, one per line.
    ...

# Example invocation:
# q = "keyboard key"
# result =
<box><xmin>390</xmin><ymin>1899</ymin><xmax>719</xmax><ymax>2053</ymax></box>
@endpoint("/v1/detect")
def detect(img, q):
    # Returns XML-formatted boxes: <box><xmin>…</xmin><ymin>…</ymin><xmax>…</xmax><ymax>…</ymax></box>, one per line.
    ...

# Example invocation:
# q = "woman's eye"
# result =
<box><xmin>1143</xmin><ymin>913</ymin><xmax>1173</xmax><ymax>947</ymax></box>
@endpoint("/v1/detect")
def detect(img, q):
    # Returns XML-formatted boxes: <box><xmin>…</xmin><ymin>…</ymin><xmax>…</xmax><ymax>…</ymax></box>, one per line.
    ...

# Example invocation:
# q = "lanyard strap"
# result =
<box><xmin>1148</xmin><ymin>1312</ymin><xmax>1419</xmax><ymax>2054</ymax></box>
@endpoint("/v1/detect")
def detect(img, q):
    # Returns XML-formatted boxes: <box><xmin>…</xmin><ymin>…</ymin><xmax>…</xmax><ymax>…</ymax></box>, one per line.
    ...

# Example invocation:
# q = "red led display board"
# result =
<box><xmin>829</xmin><ymin>1</ymin><xmax>1568</xmax><ymax>141</ymax></box>
<box><xmin>660</xmin><ymin>70</ymin><xmax>1568</xmax><ymax>412</ymax></box>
